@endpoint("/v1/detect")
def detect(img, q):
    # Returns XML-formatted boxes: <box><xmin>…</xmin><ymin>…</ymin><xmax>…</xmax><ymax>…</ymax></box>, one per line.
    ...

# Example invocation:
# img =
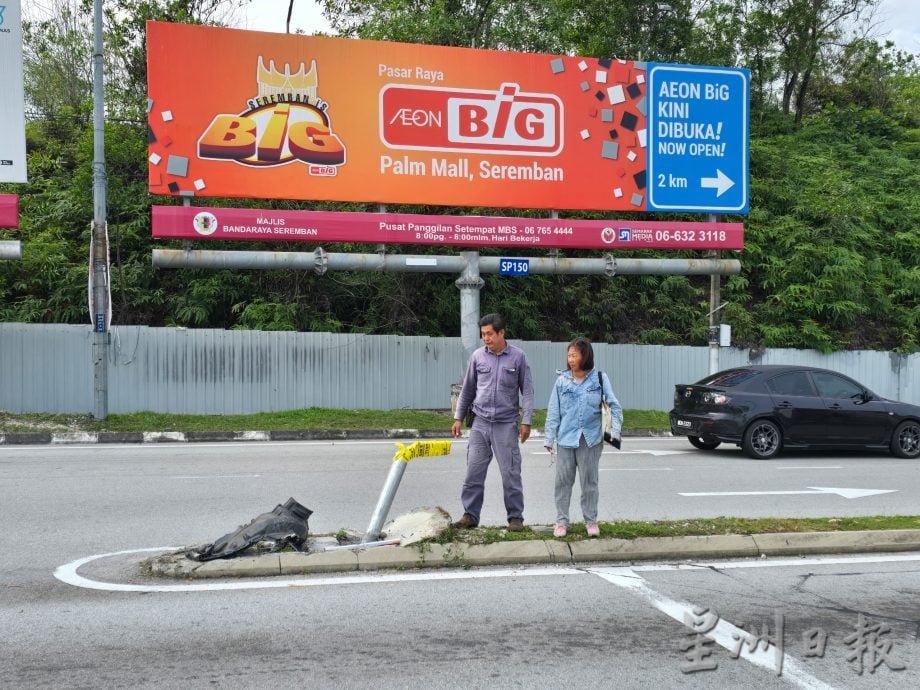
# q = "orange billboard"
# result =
<box><xmin>146</xmin><ymin>22</ymin><xmax>650</xmax><ymax>211</ymax></box>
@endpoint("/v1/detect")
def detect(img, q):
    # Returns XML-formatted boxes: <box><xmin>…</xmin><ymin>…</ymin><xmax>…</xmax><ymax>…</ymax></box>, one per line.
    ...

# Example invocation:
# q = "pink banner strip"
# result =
<box><xmin>152</xmin><ymin>206</ymin><xmax>743</xmax><ymax>251</ymax></box>
<box><xmin>0</xmin><ymin>195</ymin><xmax>18</xmax><ymax>229</ymax></box>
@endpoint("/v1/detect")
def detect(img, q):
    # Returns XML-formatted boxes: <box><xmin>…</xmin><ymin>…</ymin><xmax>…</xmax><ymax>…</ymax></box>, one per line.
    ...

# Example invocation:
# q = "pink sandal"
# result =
<box><xmin>553</xmin><ymin>523</ymin><xmax>568</xmax><ymax>538</ymax></box>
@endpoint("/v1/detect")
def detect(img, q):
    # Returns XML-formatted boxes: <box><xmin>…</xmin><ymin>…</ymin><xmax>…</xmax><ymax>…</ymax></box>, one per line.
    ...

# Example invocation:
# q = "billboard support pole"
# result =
<box><xmin>0</xmin><ymin>241</ymin><xmax>22</xmax><ymax>261</ymax></box>
<box><xmin>548</xmin><ymin>211</ymin><xmax>560</xmax><ymax>259</ymax></box>
<box><xmin>708</xmin><ymin>214</ymin><xmax>721</xmax><ymax>375</ymax></box>
<box><xmin>152</xmin><ymin>249</ymin><xmax>742</xmax><ymax>276</ymax></box>
<box><xmin>456</xmin><ymin>252</ymin><xmax>484</xmax><ymax>364</ymax></box>
<box><xmin>377</xmin><ymin>204</ymin><xmax>387</xmax><ymax>255</ymax></box>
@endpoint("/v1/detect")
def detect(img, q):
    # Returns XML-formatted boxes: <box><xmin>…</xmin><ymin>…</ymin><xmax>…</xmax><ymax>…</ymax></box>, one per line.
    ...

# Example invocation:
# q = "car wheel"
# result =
<box><xmin>891</xmin><ymin>420</ymin><xmax>920</xmax><ymax>459</ymax></box>
<box><xmin>743</xmin><ymin>419</ymin><xmax>782</xmax><ymax>459</ymax></box>
<box><xmin>688</xmin><ymin>435</ymin><xmax>721</xmax><ymax>450</ymax></box>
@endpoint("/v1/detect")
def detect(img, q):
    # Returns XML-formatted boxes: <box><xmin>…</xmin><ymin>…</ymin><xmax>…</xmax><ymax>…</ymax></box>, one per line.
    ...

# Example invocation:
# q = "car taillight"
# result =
<box><xmin>702</xmin><ymin>392</ymin><xmax>729</xmax><ymax>404</ymax></box>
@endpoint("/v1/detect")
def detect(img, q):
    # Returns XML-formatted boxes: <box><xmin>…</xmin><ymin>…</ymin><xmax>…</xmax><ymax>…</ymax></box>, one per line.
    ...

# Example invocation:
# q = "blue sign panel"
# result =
<box><xmin>499</xmin><ymin>258</ymin><xmax>530</xmax><ymax>276</ymax></box>
<box><xmin>647</xmin><ymin>64</ymin><xmax>749</xmax><ymax>215</ymax></box>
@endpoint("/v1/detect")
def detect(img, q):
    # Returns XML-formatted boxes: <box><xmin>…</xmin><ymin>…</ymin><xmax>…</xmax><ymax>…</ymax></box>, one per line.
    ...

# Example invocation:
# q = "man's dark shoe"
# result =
<box><xmin>453</xmin><ymin>513</ymin><xmax>478</xmax><ymax>529</ymax></box>
<box><xmin>507</xmin><ymin>518</ymin><xmax>524</xmax><ymax>532</ymax></box>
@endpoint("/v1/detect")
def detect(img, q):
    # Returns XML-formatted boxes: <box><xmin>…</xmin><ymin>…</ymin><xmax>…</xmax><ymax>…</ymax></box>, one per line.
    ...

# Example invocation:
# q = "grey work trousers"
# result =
<box><xmin>461</xmin><ymin>418</ymin><xmax>524</xmax><ymax>524</ymax></box>
<box><xmin>554</xmin><ymin>434</ymin><xmax>603</xmax><ymax>524</ymax></box>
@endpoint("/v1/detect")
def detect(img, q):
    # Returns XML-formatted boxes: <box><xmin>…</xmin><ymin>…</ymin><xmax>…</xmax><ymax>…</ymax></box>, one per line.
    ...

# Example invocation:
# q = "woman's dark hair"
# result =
<box><xmin>567</xmin><ymin>337</ymin><xmax>594</xmax><ymax>371</ymax></box>
<box><xmin>479</xmin><ymin>313</ymin><xmax>505</xmax><ymax>333</ymax></box>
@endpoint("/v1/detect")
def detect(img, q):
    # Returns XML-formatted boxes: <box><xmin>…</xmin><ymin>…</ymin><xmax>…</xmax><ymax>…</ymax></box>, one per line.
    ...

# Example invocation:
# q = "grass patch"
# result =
<box><xmin>428</xmin><ymin>515</ymin><xmax>920</xmax><ymax>545</ymax></box>
<box><xmin>0</xmin><ymin>411</ymin><xmax>100</xmax><ymax>433</ymax></box>
<box><xmin>0</xmin><ymin>407</ymin><xmax>672</xmax><ymax>433</ymax></box>
<box><xmin>138</xmin><ymin>557</ymin><xmax>154</xmax><ymax>577</ymax></box>
<box><xmin>593</xmin><ymin>515</ymin><xmax>920</xmax><ymax>539</ymax></box>
<box><xmin>623</xmin><ymin>409</ymin><xmax>670</xmax><ymax>429</ymax></box>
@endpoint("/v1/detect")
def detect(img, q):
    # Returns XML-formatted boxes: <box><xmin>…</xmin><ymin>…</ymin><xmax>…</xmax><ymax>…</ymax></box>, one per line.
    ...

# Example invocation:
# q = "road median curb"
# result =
<box><xmin>146</xmin><ymin>528</ymin><xmax>920</xmax><ymax>579</ymax></box>
<box><xmin>0</xmin><ymin>428</ymin><xmax>488</xmax><ymax>444</ymax></box>
<box><xmin>0</xmin><ymin>428</ymin><xmax>671</xmax><ymax>445</ymax></box>
<box><xmin>751</xmin><ymin>529</ymin><xmax>920</xmax><ymax>555</ymax></box>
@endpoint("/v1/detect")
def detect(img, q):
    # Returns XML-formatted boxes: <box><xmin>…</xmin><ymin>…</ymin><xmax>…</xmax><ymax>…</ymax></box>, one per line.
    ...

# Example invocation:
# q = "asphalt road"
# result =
<box><xmin>1</xmin><ymin>437</ymin><xmax>916</xmax><ymax>541</ymax></box>
<box><xmin>2</xmin><ymin>438</ymin><xmax>919</xmax><ymax>688</ymax></box>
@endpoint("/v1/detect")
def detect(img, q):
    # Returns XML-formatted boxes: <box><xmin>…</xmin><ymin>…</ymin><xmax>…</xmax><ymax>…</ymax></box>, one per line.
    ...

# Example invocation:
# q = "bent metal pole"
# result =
<box><xmin>362</xmin><ymin>456</ymin><xmax>409</xmax><ymax>544</ymax></box>
<box><xmin>362</xmin><ymin>441</ymin><xmax>452</xmax><ymax>544</ymax></box>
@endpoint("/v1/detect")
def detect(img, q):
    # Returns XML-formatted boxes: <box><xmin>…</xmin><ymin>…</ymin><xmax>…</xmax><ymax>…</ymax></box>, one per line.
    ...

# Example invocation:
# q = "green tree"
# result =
<box><xmin>751</xmin><ymin>0</ymin><xmax>881</xmax><ymax>124</ymax></box>
<box><xmin>4</xmin><ymin>0</ymin><xmax>919</xmax><ymax>355</ymax></box>
<box><xmin>22</xmin><ymin>1</ymin><xmax>94</xmax><ymax>121</ymax></box>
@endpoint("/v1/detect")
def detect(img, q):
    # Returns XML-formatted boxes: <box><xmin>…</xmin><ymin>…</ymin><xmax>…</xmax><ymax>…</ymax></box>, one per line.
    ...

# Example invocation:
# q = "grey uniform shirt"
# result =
<box><xmin>455</xmin><ymin>344</ymin><xmax>534</xmax><ymax>425</ymax></box>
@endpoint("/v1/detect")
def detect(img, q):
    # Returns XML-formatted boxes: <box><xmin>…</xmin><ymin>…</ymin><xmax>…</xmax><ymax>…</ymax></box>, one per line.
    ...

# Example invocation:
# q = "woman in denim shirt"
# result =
<box><xmin>544</xmin><ymin>337</ymin><xmax>622</xmax><ymax>538</ymax></box>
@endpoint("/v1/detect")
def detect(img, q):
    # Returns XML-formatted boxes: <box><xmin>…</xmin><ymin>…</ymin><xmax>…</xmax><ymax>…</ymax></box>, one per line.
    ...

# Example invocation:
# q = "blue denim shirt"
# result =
<box><xmin>544</xmin><ymin>369</ymin><xmax>623</xmax><ymax>449</ymax></box>
<box><xmin>455</xmin><ymin>343</ymin><xmax>534</xmax><ymax>425</ymax></box>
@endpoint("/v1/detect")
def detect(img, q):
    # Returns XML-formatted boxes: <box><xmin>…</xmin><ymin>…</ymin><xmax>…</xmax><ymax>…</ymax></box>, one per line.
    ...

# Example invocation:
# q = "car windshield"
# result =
<box><xmin>695</xmin><ymin>369</ymin><xmax>762</xmax><ymax>387</ymax></box>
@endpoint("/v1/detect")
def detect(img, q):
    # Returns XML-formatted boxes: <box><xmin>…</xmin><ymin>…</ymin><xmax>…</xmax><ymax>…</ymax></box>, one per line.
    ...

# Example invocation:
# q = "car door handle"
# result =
<box><xmin>828</xmin><ymin>403</ymin><xmax>842</xmax><ymax>409</ymax></box>
<box><xmin>776</xmin><ymin>402</ymin><xmax>793</xmax><ymax>408</ymax></box>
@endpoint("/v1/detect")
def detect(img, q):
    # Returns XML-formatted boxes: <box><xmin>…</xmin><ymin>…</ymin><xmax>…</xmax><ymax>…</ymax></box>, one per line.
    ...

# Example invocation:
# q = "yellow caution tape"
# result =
<box><xmin>392</xmin><ymin>440</ymin><xmax>452</xmax><ymax>463</ymax></box>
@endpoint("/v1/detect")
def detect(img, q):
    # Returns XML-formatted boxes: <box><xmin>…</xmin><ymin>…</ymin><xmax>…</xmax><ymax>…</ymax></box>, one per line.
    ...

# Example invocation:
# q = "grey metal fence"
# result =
<box><xmin>1</xmin><ymin>323</ymin><xmax>917</xmax><ymax>414</ymax></box>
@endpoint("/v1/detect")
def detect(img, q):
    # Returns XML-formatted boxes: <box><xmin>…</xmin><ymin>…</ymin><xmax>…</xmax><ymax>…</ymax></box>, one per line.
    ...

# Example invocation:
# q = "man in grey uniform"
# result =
<box><xmin>451</xmin><ymin>313</ymin><xmax>534</xmax><ymax>532</ymax></box>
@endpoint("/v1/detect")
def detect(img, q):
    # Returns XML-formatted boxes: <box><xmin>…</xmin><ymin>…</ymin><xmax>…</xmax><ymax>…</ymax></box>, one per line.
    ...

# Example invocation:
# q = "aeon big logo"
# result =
<box><xmin>380</xmin><ymin>83</ymin><xmax>563</xmax><ymax>156</ymax></box>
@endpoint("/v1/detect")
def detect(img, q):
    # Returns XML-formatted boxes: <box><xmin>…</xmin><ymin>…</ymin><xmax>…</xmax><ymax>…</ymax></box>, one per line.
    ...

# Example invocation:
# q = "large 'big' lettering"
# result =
<box><xmin>379</xmin><ymin>83</ymin><xmax>562</xmax><ymax>155</ymax></box>
<box><xmin>199</xmin><ymin>103</ymin><xmax>345</xmax><ymax>166</ymax></box>
<box><xmin>455</xmin><ymin>85</ymin><xmax>546</xmax><ymax>142</ymax></box>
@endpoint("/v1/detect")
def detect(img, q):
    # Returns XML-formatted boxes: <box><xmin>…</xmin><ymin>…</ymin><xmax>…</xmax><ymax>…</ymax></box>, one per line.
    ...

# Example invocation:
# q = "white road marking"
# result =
<box><xmin>600</xmin><ymin>467</ymin><xmax>674</xmax><ymax>472</ymax></box>
<box><xmin>777</xmin><ymin>466</ymin><xmax>841</xmax><ymax>470</ymax></box>
<box><xmin>630</xmin><ymin>449</ymin><xmax>692</xmax><ymax>456</ymax></box>
<box><xmin>591</xmin><ymin>566</ymin><xmax>833</xmax><ymax>690</ymax></box>
<box><xmin>171</xmin><ymin>474</ymin><xmax>262</xmax><ymax>479</ymax></box>
<box><xmin>53</xmin><ymin>548</ymin><xmax>587</xmax><ymax>593</ymax></box>
<box><xmin>680</xmin><ymin>487</ymin><xmax>896</xmax><ymax>499</ymax></box>
<box><xmin>56</xmin><ymin>549</ymin><xmax>920</xmax><ymax>594</ymax></box>
<box><xmin>58</xmin><ymin>548</ymin><xmax>908</xmax><ymax>687</ymax></box>
<box><xmin>537</xmin><ymin>450</ymin><xmax>687</xmax><ymax>457</ymax></box>
<box><xmin>629</xmin><ymin>553</ymin><xmax>920</xmax><ymax>571</ymax></box>
<box><xmin>51</xmin><ymin>546</ymin><xmax>920</xmax><ymax>690</ymax></box>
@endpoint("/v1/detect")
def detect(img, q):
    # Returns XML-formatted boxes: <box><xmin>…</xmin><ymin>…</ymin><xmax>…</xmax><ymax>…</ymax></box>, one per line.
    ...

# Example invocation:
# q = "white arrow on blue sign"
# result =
<box><xmin>646</xmin><ymin>63</ymin><xmax>750</xmax><ymax>215</ymax></box>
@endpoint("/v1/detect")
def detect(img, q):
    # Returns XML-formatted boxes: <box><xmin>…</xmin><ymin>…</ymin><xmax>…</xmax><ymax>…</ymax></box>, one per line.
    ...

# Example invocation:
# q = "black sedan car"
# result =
<box><xmin>669</xmin><ymin>365</ymin><xmax>920</xmax><ymax>460</ymax></box>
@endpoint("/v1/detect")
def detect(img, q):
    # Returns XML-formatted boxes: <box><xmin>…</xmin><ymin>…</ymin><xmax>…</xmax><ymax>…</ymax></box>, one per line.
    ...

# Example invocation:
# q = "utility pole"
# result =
<box><xmin>91</xmin><ymin>0</ymin><xmax>109</xmax><ymax>419</ymax></box>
